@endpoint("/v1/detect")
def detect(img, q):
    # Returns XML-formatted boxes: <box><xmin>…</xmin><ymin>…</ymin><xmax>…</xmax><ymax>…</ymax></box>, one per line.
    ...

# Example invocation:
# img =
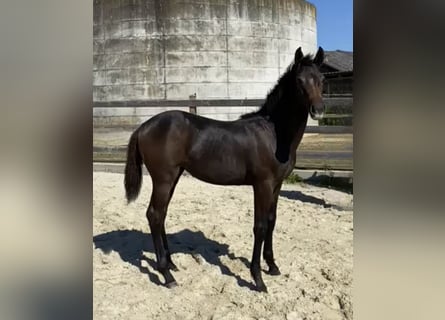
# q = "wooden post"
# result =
<box><xmin>189</xmin><ymin>93</ymin><xmax>197</xmax><ymax>114</ymax></box>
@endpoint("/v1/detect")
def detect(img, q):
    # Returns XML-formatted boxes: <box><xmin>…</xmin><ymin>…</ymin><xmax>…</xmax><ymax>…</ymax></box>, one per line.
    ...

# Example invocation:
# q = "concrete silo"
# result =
<box><xmin>93</xmin><ymin>0</ymin><xmax>317</xmax><ymax>123</ymax></box>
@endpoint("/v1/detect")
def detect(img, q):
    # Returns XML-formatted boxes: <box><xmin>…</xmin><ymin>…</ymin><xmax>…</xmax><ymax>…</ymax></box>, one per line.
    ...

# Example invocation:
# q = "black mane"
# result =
<box><xmin>240</xmin><ymin>54</ymin><xmax>315</xmax><ymax>120</ymax></box>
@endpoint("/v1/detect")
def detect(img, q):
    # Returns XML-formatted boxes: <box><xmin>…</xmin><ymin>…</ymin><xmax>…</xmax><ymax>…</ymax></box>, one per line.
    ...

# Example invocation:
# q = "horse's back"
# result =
<box><xmin>135</xmin><ymin>110</ymin><xmax>284</xmax><ymax>185</ymax></box>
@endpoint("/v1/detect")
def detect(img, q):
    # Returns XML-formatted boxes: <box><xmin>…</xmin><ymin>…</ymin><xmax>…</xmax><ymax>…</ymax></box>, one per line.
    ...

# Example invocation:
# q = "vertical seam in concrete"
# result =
<box><xmin>154</xmin><ymin>0</ymin><xmax>167</xmax><ymax>99</ymax></box>
<box><xmin>144</xmin><ymin>0</ymin><xmax>148</xmax><ymax>98</ymax></box>
<box><xmin>161</xmin><ymin>6</ymin><xmax>166</xmax><ymax>99</ymax></box>
<box><xmin>225</xmin><ymin>0</ymin><xmax>229</xmax><ymax>98</ymax></box>
<box><xmin>300</xmin><ymin>9</ymin><xmax>304</xmax><ymax>51</ymax></box>
<box><xmin>101</xmin><ymin>0</ymin><xmax>105</xmax><ymax>50</ymax></box>
<box><xmin>102</xmin><ymin>0</ymin><xmax>107</xmax><ymax>97</ymax></box>
<box><xmin>277</xmin><ymin>0</ymin><xmax>280</xmax><ymax>78</ymax></box>
<box><xmin>99</xmin><ymin>1</ymin><xmax>104</xmax><ymax>100</ymax></box>
<box><xmin>97</xmin><ymin>0</ymin><xmax>106</xmax><ymax>99</ymax></box>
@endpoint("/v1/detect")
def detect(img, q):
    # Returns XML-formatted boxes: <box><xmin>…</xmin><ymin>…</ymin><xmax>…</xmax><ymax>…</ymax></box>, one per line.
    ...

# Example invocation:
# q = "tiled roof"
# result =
<box><xmin>323</xmin><ymin>50</ymin><xmax>353</xmax><ymax>72</ymax></box>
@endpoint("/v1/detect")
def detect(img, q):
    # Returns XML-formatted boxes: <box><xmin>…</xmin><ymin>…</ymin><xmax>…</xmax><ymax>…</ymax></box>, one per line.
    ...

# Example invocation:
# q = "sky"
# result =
<box><xmin>308</xmin><ymin>0</ymin><xmax>353</xmax><ymax>51</ymax></box>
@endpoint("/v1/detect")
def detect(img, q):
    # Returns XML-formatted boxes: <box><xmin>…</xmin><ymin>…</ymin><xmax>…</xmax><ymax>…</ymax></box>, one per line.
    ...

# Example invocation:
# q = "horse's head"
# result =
<box><xmin>293</xmin><ymin>47</ymin><xmax>325</xmax><ymax>120</ymax></box>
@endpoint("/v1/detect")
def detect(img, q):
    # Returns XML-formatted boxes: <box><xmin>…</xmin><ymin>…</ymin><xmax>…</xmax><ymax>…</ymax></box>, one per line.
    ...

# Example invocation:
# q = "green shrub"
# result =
<box><xmin>284</xmin><ymin>173</ymin><xmax>303</xmax><ymax>184</ymax></box>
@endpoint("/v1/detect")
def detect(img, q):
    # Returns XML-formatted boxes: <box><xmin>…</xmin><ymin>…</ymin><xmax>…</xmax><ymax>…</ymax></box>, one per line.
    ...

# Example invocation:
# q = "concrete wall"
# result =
<box><xmin>93</xmin><ymin>0</ymin><xmax>317</xmax><ymax>104</ymax></box>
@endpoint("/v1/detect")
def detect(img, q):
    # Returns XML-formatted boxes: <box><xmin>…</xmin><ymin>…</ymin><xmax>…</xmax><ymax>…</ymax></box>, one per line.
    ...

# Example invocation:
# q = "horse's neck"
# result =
<box><xmin>270</xmin><ymin>98</ymin><xmax>309</xmax><ymax>163</ymax></box>
<box><xmin>274</xmin><ymin>94</ymin><xmax>309</xmax><ymax>145</ymax></box>
<box><xmin>290</xmin><ymin>113</ymin><xmax>309</xmax><ymax>151</ymax></box>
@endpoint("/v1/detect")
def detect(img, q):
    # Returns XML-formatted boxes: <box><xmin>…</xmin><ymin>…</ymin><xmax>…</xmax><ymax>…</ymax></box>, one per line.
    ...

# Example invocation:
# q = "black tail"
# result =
<box><xmin>124</xmin><ymin>129</ymin><xmax>142</xmax><ymax>203</ymax></box>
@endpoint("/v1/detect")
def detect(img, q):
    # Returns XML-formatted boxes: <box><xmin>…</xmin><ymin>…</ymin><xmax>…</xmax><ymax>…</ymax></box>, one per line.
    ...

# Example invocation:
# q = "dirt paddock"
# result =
<box><xmin>93</xmin><ymin>171</ymin><xmax>353</xmax><ymax>320</ymax></box>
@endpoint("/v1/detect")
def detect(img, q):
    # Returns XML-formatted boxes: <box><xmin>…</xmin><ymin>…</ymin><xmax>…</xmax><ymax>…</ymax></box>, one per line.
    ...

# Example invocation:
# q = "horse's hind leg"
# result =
<box><xmin>161</xmin><ymin>226</ymin><xmax>178</xmax><ymax>271</ymax></box>
<box><xmin>161</xmin><ymin>168</ymin><xmax>184</xmax><ymax>271</ymax></box>
<box><xmin>147</xmin><ymin>168</ymin><xmax>182</xmax><ymax>287</ymax></box>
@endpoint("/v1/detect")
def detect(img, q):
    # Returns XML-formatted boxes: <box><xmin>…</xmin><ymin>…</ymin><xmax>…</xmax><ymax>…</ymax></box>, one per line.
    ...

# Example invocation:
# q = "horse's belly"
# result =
<box><xmin>184</xmin><ymin>156</ymin><xmax>247</xmax><ymax>186</ymax></box>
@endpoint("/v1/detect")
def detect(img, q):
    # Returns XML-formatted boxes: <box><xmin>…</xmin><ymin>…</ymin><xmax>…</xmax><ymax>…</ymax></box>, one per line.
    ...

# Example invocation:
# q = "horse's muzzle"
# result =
<box><xmin>309</xmin><ymin>104</ymin><xmax>325</xmax><ymax>120</ymax></box>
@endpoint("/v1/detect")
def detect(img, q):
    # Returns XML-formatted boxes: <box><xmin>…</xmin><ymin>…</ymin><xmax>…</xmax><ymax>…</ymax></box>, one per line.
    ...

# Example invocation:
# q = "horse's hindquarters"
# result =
<box><xmin>137</xmin><ymin>111</ymin><xmax>191</xmax><ymax>173</ymax></box>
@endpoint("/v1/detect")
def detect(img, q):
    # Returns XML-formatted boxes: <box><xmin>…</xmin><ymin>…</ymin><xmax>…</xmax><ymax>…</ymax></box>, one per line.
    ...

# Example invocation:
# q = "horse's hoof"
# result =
<box><xmin>267</xmin><ymin>266</ymin><xmax>281</xmax><ymax>276</ymax></box>
<box><xmin>256</xmin><ymin>284</ymin><xmax>268</xmax><ymax>293</ymax></box>
<box><xmin>168</xmin><ymin>262</ymin><xmax>179</xmax><ymax>271</ymax></box>
<box><xmin>165</xmin><ymin>281</ymin><xmax>178</xmax><ymax>289</ymax></box>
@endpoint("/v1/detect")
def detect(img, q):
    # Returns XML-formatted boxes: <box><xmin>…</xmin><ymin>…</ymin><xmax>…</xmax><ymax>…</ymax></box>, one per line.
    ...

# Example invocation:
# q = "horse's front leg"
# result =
<box><xmin>263</xmin><ymin>185</ymin><xmax>281</xmax><ymax>275</ymax></box>
<box><xmin>251</xmin><ymin>182</ymin><xmax>274</xmax><ymax>292</ymax></box>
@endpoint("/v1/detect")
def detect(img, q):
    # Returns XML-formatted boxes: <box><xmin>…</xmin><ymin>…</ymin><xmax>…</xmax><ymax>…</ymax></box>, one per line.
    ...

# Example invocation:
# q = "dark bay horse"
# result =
<box><xmin>124</xmin><ymin>47</ymin><xmax>325</xmax><ymax>292</ymax></box>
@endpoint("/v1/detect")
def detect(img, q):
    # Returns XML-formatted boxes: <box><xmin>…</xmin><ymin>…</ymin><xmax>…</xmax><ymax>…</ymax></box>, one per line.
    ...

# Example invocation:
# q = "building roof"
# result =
<box><xmin>323</xmin><ymin>50</ymin><xmax>353</xmax><ymax>72</ymax></box>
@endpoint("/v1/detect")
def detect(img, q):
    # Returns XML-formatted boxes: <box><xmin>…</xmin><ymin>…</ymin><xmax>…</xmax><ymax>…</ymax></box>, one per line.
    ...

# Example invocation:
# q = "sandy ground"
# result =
<box><xmin>93</xmin><ymin>171</ymin><xmax>353</xmax><ymax>320</ymax></box>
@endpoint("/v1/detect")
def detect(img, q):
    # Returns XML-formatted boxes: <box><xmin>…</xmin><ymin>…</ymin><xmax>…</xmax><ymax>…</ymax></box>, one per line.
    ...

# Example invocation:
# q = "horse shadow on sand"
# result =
<box><xmin>279</xmin><ymin>190</ymin><xmax>332</xmax><ymax>208</ymax></box>
<box><xmin>279</xmin><ymin>190</ymin><xmax>350</xmax><ymax>211</ymax></box>
<box><xmin>93</xmin><ymin>229</ymin><xmax>256</xmax><ymax>290</ymax></box>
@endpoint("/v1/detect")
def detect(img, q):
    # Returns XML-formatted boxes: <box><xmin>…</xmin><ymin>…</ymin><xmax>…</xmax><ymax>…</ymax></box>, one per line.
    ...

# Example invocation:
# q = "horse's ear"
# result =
<box><xmin>313</xmin><ymin>47</ymin><xmax>324</xmax><ymax>66</ymax></box>
<box><xmin>294</xmin><ymin>47</ymin><xmax>303</xmax><ymax>64</ymax></box>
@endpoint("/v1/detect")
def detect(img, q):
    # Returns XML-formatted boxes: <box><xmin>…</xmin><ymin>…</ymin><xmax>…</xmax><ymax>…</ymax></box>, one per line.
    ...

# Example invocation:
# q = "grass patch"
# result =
<box><xmin>305</xmin><ymin>176</ymin><xmax>353</xmax><ymax>194</ymax></box>
<box><xmin>284</xmin><ymin>173</ymin><xmax>303</xmax><ymax>184</ymax></box>
<box><xmin>284</xmin><ymin>170</ymin><xmax>353</xmax><ymax>193</ymax></box>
